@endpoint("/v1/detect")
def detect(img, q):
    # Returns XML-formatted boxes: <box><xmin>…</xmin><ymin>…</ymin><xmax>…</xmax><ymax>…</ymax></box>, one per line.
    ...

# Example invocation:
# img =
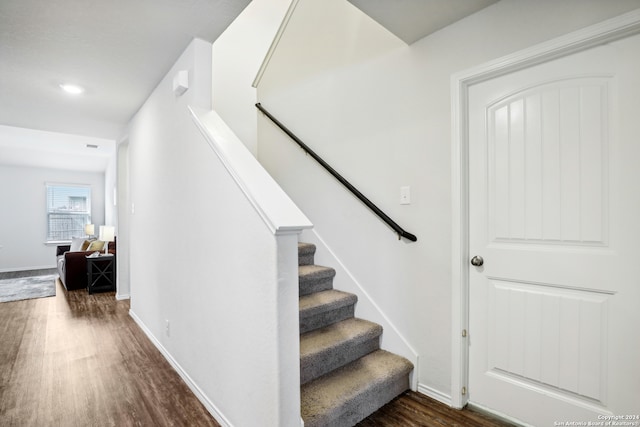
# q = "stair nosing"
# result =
<box><xmin>298</xmin><ymin>264</ymin><xmax>335</xmax><ymax>279</ymax></box>
<box><xmin>299</xmin><ymin>290</ymin><xmax>357</xmax><ymax>318</ymax></box>
<box><xmin>300</xmin><ymin>318</ymin><xmax>382</xmax><ymax>358</ymax></box>
<box><xmin>301</xmin><ymin>350</ymin><xmax>413</xmax><ymax>391</ymax></box>
<box><xmin>301</xmin><ymin>350</ymin><xmax>413</xmax><ymax>424</ymax></box>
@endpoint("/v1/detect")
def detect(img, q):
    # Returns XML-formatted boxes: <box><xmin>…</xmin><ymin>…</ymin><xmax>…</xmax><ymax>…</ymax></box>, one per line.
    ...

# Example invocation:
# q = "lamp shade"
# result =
<box><xmin>85</xmin><ymin>223</ymin><xmax>95</xmax><ymax>235</ymax></box>
<box><xmin>99</xmin><ymin>225</ymin><xmax>115</xmax><ymax>242</ymax></box>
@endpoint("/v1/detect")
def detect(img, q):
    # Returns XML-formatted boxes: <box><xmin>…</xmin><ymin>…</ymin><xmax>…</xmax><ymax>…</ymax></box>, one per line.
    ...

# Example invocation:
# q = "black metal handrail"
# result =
<box><xmin>256</xmin><ymin>103</ymin><xmax>417</xmax><ymax>242</ymax></box>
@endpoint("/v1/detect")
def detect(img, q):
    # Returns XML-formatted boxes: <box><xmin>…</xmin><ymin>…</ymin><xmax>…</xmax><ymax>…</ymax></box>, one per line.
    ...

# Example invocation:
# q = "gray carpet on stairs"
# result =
<box><xmin>301</xmin><ymin>350</ymin><xmax>413</xmax><ymax>427</ymax></box>
<box><xmin>298</xmin><ymin>242</ymin><xmax>413</xmax><ymax>427</ymax></box>
<box><xmin>299</xmin><ymin>289</ymin><xmax>357</xmax><ymax>334</ymax></box>
<box><xmin>300</xmin><ymin>318</ymin><xmax>382</xmax><ymax>384</ymax></box>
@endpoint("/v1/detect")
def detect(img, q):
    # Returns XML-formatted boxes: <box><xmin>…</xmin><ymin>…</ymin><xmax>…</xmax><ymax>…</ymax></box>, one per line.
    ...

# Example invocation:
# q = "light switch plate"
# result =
<box><xmin>400</xmin><ymin>186</ymin><xmax>411</xmax><ymax>205</ymax></box>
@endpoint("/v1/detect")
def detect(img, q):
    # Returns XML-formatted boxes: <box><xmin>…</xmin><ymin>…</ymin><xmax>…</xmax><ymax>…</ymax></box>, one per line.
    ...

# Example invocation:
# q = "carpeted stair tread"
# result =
<box><xmin>299</xmin><ymin>290</ymin><xmax>357</xmax><ymax>334</ymax></box>
<box><xmin>297</xmin><ymin>241</ymin><xmax>414</xmax><ymax>424</ymax></box>
<box><xmin>299</xmin><ymin>289</ymin><xmax>356</xmax><ymax>316</ymax></box>
<box><xmin>301</xmin><ymin>350</ymin><xmax>413</xmax><ymax>427</ymax></box>
<box><xmin>298</xmin><ymin>242</ymin><xmax>316</xmax><ymax>266</ymax></box>
<box><xmin>300</xmin><ymin>318</ymin><xmax>382</xmax><ymax>384</ymax></box>
<box><xmin>299</xmin><ymin>264</ymin><xmax>336</xmax><ymax>296</ymax></box>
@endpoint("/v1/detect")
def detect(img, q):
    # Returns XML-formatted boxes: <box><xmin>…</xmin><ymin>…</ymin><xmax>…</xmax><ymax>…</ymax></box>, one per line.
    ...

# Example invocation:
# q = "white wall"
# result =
<box><xmin>0</xmin><ymin>165</ymin><xmax>105</xmax><ymax>272</ymax></box>
<box><xmin>256</xmin><ymin>0</ymin><xmax>640</xmax><ymax>400</ymax></box>
<box><xmin>126</xmin><ymin>38</ymin><xmax>303</xmax><ymax>426</ymax></box>
<box><xmin>115</xmin><ymin>141</ymin><xmax>130</xmax><ymax>299</ymax></box>
<box><xmin>212</xmin><ymin>0</ymin><xmax>292</xmax><ymax>156</ymax></box>
<box><xmin>104</xmin><ymin>152</ymin><xmax>117</xmax><ymax>228</ymax></box>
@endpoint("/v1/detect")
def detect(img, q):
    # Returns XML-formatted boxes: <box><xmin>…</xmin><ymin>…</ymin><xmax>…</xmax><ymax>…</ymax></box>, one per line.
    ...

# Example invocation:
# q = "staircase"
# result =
<box><xmin>298</xmin><ymin>242</ymin><xmax>413</xmax><ymax>427</ymax></box>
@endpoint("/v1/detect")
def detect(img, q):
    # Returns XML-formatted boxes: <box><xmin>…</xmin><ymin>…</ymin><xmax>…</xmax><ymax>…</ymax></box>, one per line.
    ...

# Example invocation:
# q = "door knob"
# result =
<box><xmin>470</xmin><ymin>255</ymin><xmax>484</xmax><ymax>267</ymax></box>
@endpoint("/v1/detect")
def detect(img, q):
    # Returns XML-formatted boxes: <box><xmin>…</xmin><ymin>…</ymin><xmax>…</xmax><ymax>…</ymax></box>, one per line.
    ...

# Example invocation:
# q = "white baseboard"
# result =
<box><xmin>128</xmin><ymin>309</ymin><xmax>233</xmax><ymax>427</ymax></box>
<box><xmin>115</xmin><ymin>292</ymin><xmax>130</xmax><ymax>300</ymax></box>
<box><xmin>417</xmin><ymin>383</ymin><xmax>452</xmax><ymax>407</ymax></box>
<box><xmin>0</xmin><ymin>265</ymin><xmax>56</xmax><ymax>273</ymax></box>
<box><xmin>415</xmin><ymin>384</ymin><xmax>529</xmax><ymax>426</ymax></box>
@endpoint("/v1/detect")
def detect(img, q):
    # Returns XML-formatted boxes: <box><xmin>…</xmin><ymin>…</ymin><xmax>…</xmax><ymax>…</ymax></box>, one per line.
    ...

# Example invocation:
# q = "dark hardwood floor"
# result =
<box><xmin>0</xmin><ymin>279</ymin><xmax>219</xmax><ymax>427</ymax></box>
<box><xmin>358</xmin><ymin>391</ymin><xmax>515</xmax><ymax>427</ymax></box>
<box><xmin>1</xmin><ymin>277</ymin><xmax>513</xmax><ymax>427</ymax></box>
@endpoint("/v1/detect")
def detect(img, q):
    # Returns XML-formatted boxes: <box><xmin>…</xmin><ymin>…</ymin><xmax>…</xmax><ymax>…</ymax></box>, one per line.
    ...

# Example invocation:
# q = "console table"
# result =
<box><xmin>86</xmin><ymin>254</ymin><xmax>116</xmax><ymax>294</ymax></box>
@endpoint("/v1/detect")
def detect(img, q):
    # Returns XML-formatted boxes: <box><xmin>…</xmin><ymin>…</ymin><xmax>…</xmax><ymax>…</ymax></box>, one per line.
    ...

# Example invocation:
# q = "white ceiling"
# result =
<box><xmin>0</xmin><ymin>125</ymin><xmax>115</xmax><ymax>172</ymax></box>
<box><xmin>348</xmin><ymin>0</ymin><xmax>499</xmax><ymax>44</ymax></box>
<box><xmin>0</xmin><ymin>0</ymin><xmax>251</xmax><ymax>172</ymax></box>
<box><xmin>0</xmin><ymin>0</ymin><xmax>497</xmax><ymax>173</ymax></box>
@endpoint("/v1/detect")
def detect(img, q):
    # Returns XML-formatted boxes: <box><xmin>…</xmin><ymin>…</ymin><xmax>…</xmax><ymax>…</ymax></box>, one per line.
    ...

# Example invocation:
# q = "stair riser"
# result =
<box><xmin>298</xmin><ymin>243</ymin><xmax>316</xmax><ymax>266</ymax></box>
<box><xmin>299</xmin><ymin>253</ymin><xmax>315</xmax><ymax>266</ymax></box>
<box><xmin>301</xmin><ymin>336</ymin><xmax>380</xmax><ymax>385</ymax></box>
<box><xmin>299</xmin><ymin>276</ymin><xmax>334</xmax><ymax>296</ymax></box>
<box><xmin>300</xmin><ymin>305</ymin><xmax>354</xmax><ymax>334</ymax></box>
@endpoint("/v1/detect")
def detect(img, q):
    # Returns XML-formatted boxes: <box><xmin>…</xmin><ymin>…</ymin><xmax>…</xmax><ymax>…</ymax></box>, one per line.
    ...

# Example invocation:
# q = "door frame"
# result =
<box><xmin>116</xmin><ymin>138</ymin><xmax>131</xmax><ymax>300</ymax></box>
<box><xmin>449</xmin><ymin>9</ymin><xmax>640</xmax><ymax>410</ymax></box>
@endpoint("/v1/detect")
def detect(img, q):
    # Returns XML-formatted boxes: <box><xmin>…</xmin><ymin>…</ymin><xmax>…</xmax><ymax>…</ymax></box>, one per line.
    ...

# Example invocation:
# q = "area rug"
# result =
<box><xmin>0</xmin><ymin>274</ymin><xmax>57</xmax><ymax>303</ymax></box>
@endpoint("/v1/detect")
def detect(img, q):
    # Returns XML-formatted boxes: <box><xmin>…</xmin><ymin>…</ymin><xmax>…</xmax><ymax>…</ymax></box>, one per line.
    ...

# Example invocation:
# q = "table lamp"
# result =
<box><xmin>99</xmin><ymin>225</ymin><xmax>115</xmax><ymax>254</ymax></box>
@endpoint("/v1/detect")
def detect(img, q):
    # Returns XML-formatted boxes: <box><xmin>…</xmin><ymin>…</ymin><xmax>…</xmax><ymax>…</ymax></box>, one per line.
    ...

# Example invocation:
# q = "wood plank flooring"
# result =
<box><xmin>0</xmin><ymin>279</ymin><xmax>219</xmax><ymax>427</ymax></box>
<box><xmin>358</xmin><ymin>391</ymin><xmax>515</xmax><ymax>427</ymax></box>
<box><xmin>0</xmin><ymin>277</ymin><xmax>513</xmax><ymax>427</ymax></box>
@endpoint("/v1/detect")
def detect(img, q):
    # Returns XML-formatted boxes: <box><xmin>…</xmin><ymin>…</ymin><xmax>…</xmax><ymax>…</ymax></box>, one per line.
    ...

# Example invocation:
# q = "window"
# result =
<box><xmin>46</xmin><ymin>184</ymin><xmax>91</xmax><ymax>241</ymax></box>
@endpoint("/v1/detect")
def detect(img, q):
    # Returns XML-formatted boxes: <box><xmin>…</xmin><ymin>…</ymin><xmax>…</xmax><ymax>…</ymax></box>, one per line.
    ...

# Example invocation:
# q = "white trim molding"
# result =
<box><xmin>189</xmin><ymin>106</ymin><xmax>312</xmax><ymax>235</ymax></box>
<box><xmin>252</xmin><ymin>0</ymin><xmax>301</xmax><ymax>89</ymax></box>
<box><xmin>115</xmin><ymin>292</ymin><xmax>130</xmax><ymax>301</ymax></box>
<box><xmin>417</xmin><ymin>383</ymin><xmax>452</xmax><ymax>407</ymax></box>
<box><xmin>450</xmin><ymin>8</ymin><xmax>640</xmax><ymax>410</ymax></box>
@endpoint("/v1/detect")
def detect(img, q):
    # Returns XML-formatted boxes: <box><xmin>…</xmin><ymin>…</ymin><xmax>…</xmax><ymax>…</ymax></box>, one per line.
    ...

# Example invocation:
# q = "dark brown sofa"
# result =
<box><xmin>56</xmin><ymin>239</ymin><xmax>116</xmax><ymax>290</ymax></box>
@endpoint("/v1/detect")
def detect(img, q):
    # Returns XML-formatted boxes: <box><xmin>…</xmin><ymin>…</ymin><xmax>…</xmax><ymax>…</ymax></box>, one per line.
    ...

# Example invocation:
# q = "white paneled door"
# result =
<box><xmin>468</xmin><ymin>33</ymin><xmax>640</xmax><ymax>425</ymax></box>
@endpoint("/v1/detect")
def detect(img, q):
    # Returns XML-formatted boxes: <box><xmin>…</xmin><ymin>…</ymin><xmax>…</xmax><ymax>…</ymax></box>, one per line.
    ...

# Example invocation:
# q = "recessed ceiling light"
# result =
<box><xmin>59</xmin><ymin>83</ymin><xmax>85</xmax><ymax>95</ymax></box>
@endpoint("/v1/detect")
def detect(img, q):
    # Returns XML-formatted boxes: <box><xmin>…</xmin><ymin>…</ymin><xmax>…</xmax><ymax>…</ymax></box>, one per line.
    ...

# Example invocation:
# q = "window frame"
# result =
<box><xmin>45</xmin><ymin>183</ymin><xmax>92</xmax><ymax>243</ymax></box>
